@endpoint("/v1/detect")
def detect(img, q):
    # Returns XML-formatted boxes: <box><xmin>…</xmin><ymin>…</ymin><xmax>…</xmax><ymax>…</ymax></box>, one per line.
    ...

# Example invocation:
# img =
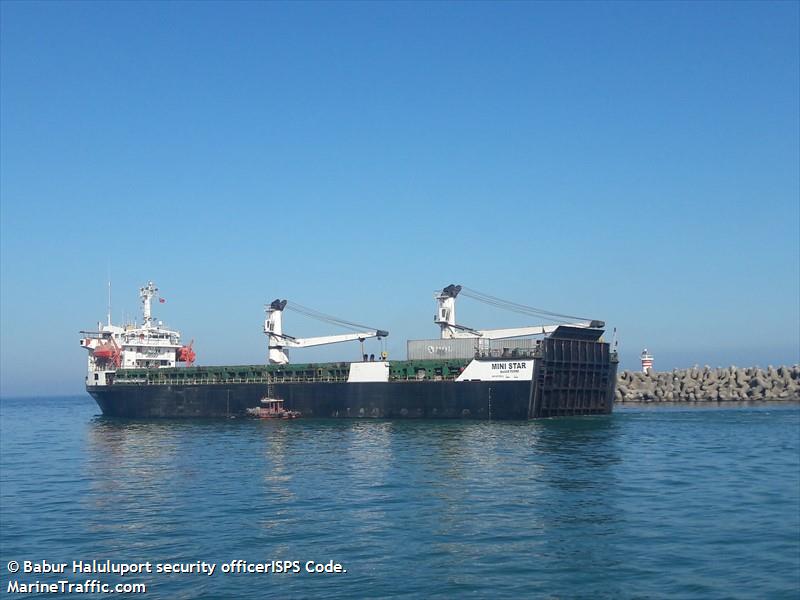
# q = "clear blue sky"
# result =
<box><xmin>1</xmin><ymin>1</ymin><xmax>798</xmax><ymax>397</ymax></box>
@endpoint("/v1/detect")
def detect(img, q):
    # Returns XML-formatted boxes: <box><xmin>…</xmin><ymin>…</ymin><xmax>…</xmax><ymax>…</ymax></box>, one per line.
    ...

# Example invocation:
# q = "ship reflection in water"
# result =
<box><xmin>83</xmin><ymin>416</ymin><xmax>624</xmax><ymax>562</ymax></box>
<box><xmin>3</xmin><ymin>398</ymin><xmax>783</xmax><ymax>598</ymax></box>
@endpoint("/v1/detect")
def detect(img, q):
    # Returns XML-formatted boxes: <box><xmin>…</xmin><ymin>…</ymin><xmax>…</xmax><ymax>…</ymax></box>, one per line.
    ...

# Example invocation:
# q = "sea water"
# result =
<box><xmin>1</xmin><ymin>396</ymin><xmax>798</xmax><ymax>599</ymax></box>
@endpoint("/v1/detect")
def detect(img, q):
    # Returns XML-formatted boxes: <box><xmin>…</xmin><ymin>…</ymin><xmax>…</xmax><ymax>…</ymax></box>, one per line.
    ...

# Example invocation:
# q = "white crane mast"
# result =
<box><xmin>264</xmin><ymin>299</ymin><xmax>388</xmax><ymax>365</ymax></box>
<box><xmin>434</xmin><ymin>285</ymin><xmax>465</xmax><ymax>339</ymax></box>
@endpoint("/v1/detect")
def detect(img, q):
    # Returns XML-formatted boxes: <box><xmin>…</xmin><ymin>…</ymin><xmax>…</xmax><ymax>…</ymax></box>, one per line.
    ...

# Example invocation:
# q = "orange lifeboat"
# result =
<box><xmin>177</xmin><ymin>340</ymin><xmax>196</xmax><ymax>366</ymax></box>
<box><xmin>92</xmin><ymin>340</ymin><xmax>121</xmax><ymax>367</ymax></box>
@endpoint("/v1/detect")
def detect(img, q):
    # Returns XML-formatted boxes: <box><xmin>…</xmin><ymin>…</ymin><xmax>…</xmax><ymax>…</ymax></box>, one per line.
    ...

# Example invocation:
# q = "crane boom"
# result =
<box><xmin>264</xmin><ymin>299</ymin><xmax>388</xmax><ymax>364</ymax></box>
<box><xmin>476</xmin><ymin>322</ymin><xmax>595</xmax><ymax>340</ymax></box>
<box><xmin>434</xmin><ymin>284</ymin><xmax>603</xmax><ymax>340</ymax></box>
<box><xmin>275</xmin><ymin>331</ymin><xmax>390</xmax><ymax>349</ymax></box>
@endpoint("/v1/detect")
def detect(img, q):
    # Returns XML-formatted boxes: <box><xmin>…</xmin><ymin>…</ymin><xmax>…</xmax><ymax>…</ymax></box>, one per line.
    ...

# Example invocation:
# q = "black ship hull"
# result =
<box><xmin>88</xmin><ymin>333</ymin><xmax>618</xmax><ymax>420</ymax></box>
<box><xmin>89</xmin><ymin>380</ymin><xmax>537</xmax><ymax>420</ymax></box>
<box><xmin>89</xmin><ymin>377</ymin><xmax>614</xmax><ymax>420</ymax></box>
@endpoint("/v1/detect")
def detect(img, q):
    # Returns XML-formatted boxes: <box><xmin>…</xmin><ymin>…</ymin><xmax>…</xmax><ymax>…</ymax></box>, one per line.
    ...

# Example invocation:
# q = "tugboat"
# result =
<box><xmin>246</xmin><ymin>398</ymin><xmax>301</xmax><ymax>419</ymax></box>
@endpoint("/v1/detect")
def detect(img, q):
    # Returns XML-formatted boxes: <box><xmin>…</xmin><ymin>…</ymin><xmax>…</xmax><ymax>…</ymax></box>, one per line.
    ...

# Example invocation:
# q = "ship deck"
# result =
<box><xmin>110</xmin><ymin>358</ymin><xmax>478</xmax><ymax>385</ymax></box>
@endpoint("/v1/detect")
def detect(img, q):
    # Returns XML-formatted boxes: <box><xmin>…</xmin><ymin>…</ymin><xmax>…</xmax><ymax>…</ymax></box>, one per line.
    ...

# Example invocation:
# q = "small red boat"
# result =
<box><xmin>247</xmin><ymin>398</ymin><xmax>301</xmax><ymax>419</ymax></box>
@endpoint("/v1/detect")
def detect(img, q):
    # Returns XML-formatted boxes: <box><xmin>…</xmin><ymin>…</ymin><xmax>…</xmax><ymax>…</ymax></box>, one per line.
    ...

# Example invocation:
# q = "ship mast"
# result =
<box><xmin>140</xmin><ymin>281</ymin><xmax>158</xmax><ymax>329</ymax></box>
<box><xmin>107</xmin><ymin>280</ymin><xmax>112</xmax><ymax>327</ymax></box>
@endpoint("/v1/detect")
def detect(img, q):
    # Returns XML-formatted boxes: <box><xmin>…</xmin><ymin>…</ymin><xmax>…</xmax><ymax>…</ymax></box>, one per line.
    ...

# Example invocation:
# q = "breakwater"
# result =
<box><xmin>616</xmin><ymin>365</ymin><xmax>800</xmax><ymax>403</ymax></box>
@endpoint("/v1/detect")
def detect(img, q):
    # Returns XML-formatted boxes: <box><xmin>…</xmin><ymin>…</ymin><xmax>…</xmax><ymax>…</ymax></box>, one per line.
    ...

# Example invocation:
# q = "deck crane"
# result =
<box><xmin>434</xmin><ymin>284</ymin><xmax>604</xmax><ymax>340</ymax></box>
<box><xmin>264</xmin><ymin>299</ymin><xmax>389</xmax><ymax>365</ymax></box>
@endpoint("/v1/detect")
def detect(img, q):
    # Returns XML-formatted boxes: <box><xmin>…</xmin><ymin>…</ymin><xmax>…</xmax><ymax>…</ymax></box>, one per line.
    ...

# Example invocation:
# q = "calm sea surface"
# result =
<box><xmin>1</xmin><ymin>396</ymin><xmax>798</xmax><ymax>599</ymax></box>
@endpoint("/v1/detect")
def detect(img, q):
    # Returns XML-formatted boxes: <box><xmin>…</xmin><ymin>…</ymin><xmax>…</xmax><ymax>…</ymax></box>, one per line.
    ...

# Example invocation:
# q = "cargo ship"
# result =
<box><xmin>81</xmin><ymin>283</ymin><xmax>618</xmax><ymax>419</ymax></box>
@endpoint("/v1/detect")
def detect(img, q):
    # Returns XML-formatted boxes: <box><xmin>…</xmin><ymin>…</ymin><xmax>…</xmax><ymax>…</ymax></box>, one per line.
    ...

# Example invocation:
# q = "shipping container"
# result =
<box><xmin>406</xmin><ymin>337</ymin><xmax>539</xmax><ymax>360</ymax></box>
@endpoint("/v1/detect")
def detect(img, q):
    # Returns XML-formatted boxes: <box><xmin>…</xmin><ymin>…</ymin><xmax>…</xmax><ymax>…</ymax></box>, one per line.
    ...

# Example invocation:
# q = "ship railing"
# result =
<box><xmin>392</xmin><ymin>375</ymin><xmax>459</xmax><ymax>382</ymax></box>
<box><xmin>474</xmin><ymin>349</ymin><xmax>538</xmax><ymax>360</ymax></box>
<box><xmin>114</xmin><ymin>374</ymin><xmax>474</xmax><ymax>385</ymax></box>
<box><xmin>115</xmin><ymin>376</ymin><xmax>273</xmax><ymax>385</ymax></box>
<box><xmin>267</xmin><ymin>375</ymin><xmax>348</xmax><ymax>383</ymax></box>
<box><xmin>113</xmin><ymin>375</ymin><xmax>353</xmax><ymax>385</ymax></box>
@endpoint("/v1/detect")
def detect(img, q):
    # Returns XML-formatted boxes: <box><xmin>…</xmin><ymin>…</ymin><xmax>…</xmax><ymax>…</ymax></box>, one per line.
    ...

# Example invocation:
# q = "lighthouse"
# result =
<box><xmin>641</xmin><ymin>348</ymin><xmax>654</xmax><ymax>373</ymax></box>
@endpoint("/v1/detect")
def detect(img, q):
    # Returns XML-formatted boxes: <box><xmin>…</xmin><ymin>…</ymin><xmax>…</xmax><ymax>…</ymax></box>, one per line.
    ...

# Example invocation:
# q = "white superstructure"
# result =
<box><xmin>80</xmin><ymin>282</ymin><xmax>193</xmax><ymax>386</ymax></box>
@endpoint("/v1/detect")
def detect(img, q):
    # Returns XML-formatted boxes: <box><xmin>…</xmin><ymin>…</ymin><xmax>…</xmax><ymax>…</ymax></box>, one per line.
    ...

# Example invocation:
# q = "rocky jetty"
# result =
<box><xmin>616</xmin><ymin>365</ymin><xmax>800</xmax><ymax>403</ymax></box>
